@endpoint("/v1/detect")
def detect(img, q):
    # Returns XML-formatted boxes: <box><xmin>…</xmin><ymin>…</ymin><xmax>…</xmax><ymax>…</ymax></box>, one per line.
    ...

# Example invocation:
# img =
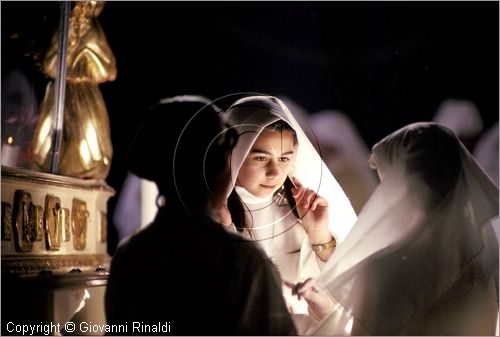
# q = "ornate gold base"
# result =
<box><xmin>1</xmin><ymin>166</ymin><xmax>113</xmax><ymax>334</ymax></box>
<box><xmin>2</xmin><ymin>254</ymin><xmax>110</xmax><ymax>274</ymax></box>
<box><xmin>1</xmin><ymin>166</ymin><xmax>114</xmax><ymax>273</ymax></box>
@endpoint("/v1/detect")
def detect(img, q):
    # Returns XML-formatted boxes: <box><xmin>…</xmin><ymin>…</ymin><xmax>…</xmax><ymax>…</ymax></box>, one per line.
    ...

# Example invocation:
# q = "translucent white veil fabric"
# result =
<box><xmin>221</xmin><ymin>95</ymin><xmax>357</xmax><ymax>244</ymax></box>
<box><xmin>309</xmin><ymin>122</ymin><xmax>499</xmax><ymax>335</ymax></box>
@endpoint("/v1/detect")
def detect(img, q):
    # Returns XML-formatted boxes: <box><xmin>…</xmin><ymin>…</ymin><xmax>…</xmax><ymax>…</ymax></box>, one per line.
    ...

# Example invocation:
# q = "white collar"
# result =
<box><xmin>234</xmin><ymin>185</ymin><xmax>273</xmax><ymax>204</ymax></box>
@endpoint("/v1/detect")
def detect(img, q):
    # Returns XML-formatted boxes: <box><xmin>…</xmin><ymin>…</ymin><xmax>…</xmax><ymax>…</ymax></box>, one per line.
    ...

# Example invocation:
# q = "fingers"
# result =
<box><xmin>299</xmin><ymin>278</ymin><xmax>318</xmax><ymax>293</ymax></box>
<box><xmin>292</xmin><ymin>278</ymin><xmax>319</xmax><ymax>300</ymax></box>
<box><xmin>290</xmin><ymin>182</ymin><xmax>303</xmax><ymax>199</ymax></box>
<box><xmin>291</xmin><ymin>177</ymin><xmax>315</xmax><ymax>201</ymax></box>
<box><xmin>291</xmin><ymin>281</ymin><xmax>306</xmax><ymax>300</ymax></box>
<box><xmin>290</xmin><ymin>178</ymin><xmax>328</xmax><ymax>218</ymax></box>
<box><xmin>290</xmin><ymin>177</ymin><xmax>308</xmax><ymax>199</ymax></box>
<box><xmin>291</xmin><ymin>176</ymin><xmax>303</xmax><ymax>189</ymax></box>
<box><xmin>296</xmin><ymin>189</ymin><xmax>318</xmax><ymax>210</ymax></box>
<box><xmin>310</xmin><ymin>195</ymin><xmax>328</xmax><ymax>211</ymax></box>
<box><xmin>303</xmin><ymin>191</ymin><xmax>316</xmax><ymax>209</ymax></box>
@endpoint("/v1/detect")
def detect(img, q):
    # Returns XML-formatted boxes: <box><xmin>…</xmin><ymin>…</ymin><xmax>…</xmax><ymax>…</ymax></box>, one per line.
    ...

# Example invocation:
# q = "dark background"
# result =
<box><xmin>3</xmin><ymin>1</ymin><xmax>499</xmax><ymax>253</ymax></box>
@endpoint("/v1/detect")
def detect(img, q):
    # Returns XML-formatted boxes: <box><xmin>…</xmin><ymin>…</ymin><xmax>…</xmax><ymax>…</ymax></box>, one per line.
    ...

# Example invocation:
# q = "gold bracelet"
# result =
<box><xmin>311</xmin><ymin>237</ymin><xmax>337</xmax><ymax>252</ymax></box>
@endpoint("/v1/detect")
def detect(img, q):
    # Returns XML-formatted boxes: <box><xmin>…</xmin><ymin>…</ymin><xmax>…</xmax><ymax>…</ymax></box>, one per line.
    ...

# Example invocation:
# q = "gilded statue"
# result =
<box><xmin>32</xmin><ymin>1</ymin><xmax>116</xmax><ymax>180</ymax></box>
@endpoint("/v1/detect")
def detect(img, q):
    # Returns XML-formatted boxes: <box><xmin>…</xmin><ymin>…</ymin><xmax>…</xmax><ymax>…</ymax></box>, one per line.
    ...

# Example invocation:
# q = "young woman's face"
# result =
<box><xmin>236</xmin><ymin>129</ymin><xmax>296</xmax><ymax>198</ymax></box>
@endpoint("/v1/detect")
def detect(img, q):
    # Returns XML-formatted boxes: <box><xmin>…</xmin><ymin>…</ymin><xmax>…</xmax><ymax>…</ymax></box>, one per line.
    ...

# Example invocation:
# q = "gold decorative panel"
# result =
<box><xmin>12</xmin><ymin>191</ymin><xmax>37</xmax><ymax>252</ymax></box>
<box><xmin>44</xmin><ymin>194</ymin><xmax>62</xmax><ymax>251</ymax></box>
<box><xmin>2</xmin><ymin>166</ymin><xmax>114</xmax><ymax>272</ymax></box>
<box><xmin>72</xmin><ymin>198</ymin><xmax>88</xmax><ymax>250</ymax></box>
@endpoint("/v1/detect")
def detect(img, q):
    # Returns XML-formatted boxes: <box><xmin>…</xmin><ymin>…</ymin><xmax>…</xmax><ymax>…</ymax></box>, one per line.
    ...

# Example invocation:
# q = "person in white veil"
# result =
<box><xmin>474</xmin><ymin>122</ymin><xmax>499</xmax><ymax>188</ymax></box>
<box><xmin>221</xmin><ymin>95</ymin><xmax>357</xmax><ymax>315</ymax></box>
<box><xmin>308</xmin><ymin>111</ymin><xmax>378</xmax><ymax>214</ymax></box>
<box><xmin>294</xmin><ymin>122</ymin><xmax>499</xmax><ymax>335</ymax></box>
<box><xmin>433</xmin><ymin>98</ymin><xmax>483</xmax><ymax>151</ymax></box>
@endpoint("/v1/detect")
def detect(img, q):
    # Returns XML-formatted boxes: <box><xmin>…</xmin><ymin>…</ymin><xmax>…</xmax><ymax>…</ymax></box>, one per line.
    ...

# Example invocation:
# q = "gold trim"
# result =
<box><xmin>6</xmin><ymin>271</ymin><xmax>110</xmax><ymax>289</ymax></box>
<box><xmin>2</xmin><ymin>254</ymin><xmax>110</xmax><ymax>274</ymax></box>
<box><xmin>1</xmin><ymin>166</ymin><xmax>115</xmax><ymax>195</ymax></box>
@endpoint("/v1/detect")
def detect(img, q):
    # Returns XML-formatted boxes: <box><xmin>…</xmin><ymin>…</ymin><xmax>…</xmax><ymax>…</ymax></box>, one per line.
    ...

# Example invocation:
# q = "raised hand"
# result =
<box><xmin>287</xmin><ymin>278</ymin><xmax>335</xmax><ymax>321</ymax></box>
<box><xmin>291</xmin><ymin>177</ymin><xmax>334</xmax><ymax>261</ymax></box>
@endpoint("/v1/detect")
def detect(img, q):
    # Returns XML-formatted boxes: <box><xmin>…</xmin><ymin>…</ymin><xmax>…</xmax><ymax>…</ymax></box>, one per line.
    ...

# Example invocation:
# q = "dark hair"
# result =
<box><xmin>403</xmin><ymin>124</ymin><xmax>462</xmax><ymax>204</ymax></box>
<box><xmin>128</xmin><ymin>96</ymin><xmax>228</xmax><ymax>209</ymax></box>
<box><xmin>228</xmin><ymin>177</ymin><xmax>299</xmax><ymax>234</ymax></box>
<box><xmin>264</xmin><ymin>121</ymin><xmax>298</xmax><ymax>145</ymax></box>
<box><xmin>228</xmin><ymin>120</ymin><xmax>299</xmax><ymax>232</ymax></box>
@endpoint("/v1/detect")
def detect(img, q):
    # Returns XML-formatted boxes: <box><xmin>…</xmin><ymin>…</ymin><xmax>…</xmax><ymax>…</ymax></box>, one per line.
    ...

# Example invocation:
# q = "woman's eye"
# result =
<box><xmin>255</xmin><ymin>156</ymin><xmax>267</xmax><ymax>161</ymax></box>
<box><xmin>279</xmin><ymin>157</ymin><xmax>290</xmax><ymax>162</ymax></box>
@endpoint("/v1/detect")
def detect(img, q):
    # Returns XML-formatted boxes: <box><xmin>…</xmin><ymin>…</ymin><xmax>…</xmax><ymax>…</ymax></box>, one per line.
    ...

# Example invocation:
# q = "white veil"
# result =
<box><xmin>221</xmin><ymin>95</ymin><xmax>357</xmax><ymax>243</ymax></box>
<box><xmin>310</xmin><ymin>122</ymin><xmax>499</xmax><ymax>335</ymax></box>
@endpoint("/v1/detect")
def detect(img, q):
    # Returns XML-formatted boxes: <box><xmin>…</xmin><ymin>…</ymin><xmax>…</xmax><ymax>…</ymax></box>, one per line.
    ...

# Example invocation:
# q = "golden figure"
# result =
<box><xmin>32</xmin><ymin>1</ymin><xmax>116</xmax><ymax>179</ymax></box>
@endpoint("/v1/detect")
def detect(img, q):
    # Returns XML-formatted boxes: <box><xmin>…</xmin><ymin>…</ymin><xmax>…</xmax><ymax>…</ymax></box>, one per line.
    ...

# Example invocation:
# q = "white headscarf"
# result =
<box><xmin>433</xmin><ymin>99</ymin><xmax>483</xmax><ymax>138</ymax></box>
<box><xmin>222</xmin><ymin>95</ymin><xmax>357</xmax><ymax>243</ymax></box>
<box><xmin>310</xmin><ymin>122</ymin><xmax>499</xmax><ymax>335</ymax></box>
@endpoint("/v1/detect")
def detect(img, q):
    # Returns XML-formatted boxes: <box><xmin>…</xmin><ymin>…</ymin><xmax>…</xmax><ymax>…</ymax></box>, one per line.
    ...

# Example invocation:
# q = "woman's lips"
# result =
<box><xmin>260</xmin><ymin>184</ymin><xmax>276</xmax><ymax>189</ymax></box>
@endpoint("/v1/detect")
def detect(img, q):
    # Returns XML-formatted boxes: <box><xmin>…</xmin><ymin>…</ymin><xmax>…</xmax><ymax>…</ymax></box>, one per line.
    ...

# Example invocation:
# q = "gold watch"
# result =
<box><xmin>311</xmin><ymin>237</ymin><xmax>337</xmax><ymax>252</ymax></box>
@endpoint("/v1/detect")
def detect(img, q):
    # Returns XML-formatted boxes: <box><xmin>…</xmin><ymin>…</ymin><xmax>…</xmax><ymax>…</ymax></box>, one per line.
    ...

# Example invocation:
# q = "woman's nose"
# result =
<box><xmin>265</xmin><ymin>160</ymin><xmax>280</xmax><ymax>178</ymax></box>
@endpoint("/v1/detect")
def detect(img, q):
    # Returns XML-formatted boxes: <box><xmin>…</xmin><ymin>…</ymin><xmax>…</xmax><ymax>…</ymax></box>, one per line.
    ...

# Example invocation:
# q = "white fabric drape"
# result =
<box><xmin>307</xmin><ymin>122</ymin><xmax>499</xmax><ymax>335</ymax></box>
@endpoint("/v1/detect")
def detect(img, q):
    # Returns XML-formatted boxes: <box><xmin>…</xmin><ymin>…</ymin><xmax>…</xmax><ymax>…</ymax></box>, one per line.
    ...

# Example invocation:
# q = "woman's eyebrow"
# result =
<box><xmin>250</xmin><ymin>148</ymin><xmax>272</xmax><ymax>155</ymax></box>
<box><xmin>249</xmin><ymin>148</ymin><xmax>294</xmax><ymax>156</ymax></box>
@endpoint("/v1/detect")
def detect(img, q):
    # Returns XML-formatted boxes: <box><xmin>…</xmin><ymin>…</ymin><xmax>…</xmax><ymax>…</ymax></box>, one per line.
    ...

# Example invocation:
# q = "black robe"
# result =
<box><xmin>105</xmin><ymin>206</ymin><xmax>296</xmax><ymax>335</ymax></box>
